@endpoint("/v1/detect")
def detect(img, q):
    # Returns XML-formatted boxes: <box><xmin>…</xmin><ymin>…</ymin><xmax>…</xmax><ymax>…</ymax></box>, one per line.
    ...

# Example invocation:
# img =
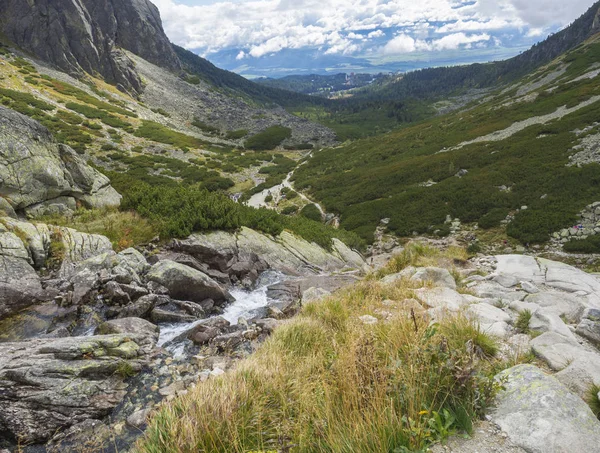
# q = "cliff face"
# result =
<box><xmin>0</xmin><ymin>0</ymin><xmax>181</xmax><ymax>95</ymax></box>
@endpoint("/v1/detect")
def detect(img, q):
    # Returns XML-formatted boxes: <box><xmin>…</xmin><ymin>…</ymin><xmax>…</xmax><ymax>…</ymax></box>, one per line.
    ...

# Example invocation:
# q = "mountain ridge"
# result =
<box><xmin>0</xmin><ymin>0</ymin><xmax>179</xmax><ymax>96</ymax></box>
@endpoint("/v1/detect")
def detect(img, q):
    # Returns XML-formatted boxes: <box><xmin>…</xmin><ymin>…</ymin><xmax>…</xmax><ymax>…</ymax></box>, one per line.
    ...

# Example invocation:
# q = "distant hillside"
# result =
<box><xmin>353</xmin><ymin>1</ymin><xmax>600</xmax><ymax>102</ymax></box>
<box><xmin>255</xmin><ymin>73</ymin><xmax>383</xmax><ymax>96</ymax></box>
<box><xmin>293</xmin><ymin>35</ymin><xmax>600</xmax><ymax>249</ymax></box>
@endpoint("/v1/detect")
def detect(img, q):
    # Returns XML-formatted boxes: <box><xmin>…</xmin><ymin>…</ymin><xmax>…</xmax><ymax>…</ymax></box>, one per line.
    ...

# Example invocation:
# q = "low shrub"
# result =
<box><xmin>245</xmin><ymin>125</ymin><xmax>292</xmax><ymax>150</ymax></box>
<box><xmin>110</xmin><ymin>179</ymin><xmax>363</xmax><ymax>250</ymax></box>
<box><xmin>300</xmin><ymin>203</ymin><xmax>322</xmax><ymax>222</ymax></box>
<box><xmin>225</xmin><ymin>129</ymin><xmax>249</xmax><ymax>140</ymax></box>
<box><xmin>478</xmin><ymin>208</ymin><xmax>509</xmax><ymax>229</ymax></box>
<box><xmin>191</xmin><ymin>118</ymin><xmax>220</xmax><ymax>135</ymax></box>
<box><xmin>134</xmin><ymin>120</ymin><xmax>209</xmax><ymax>149</ymax></box>
<box><xmin>281</xmin><ymin>205</ymin><xmax>298</xmax><ymax>215</ymax></box>
<box><xmin>563</xmin><ymin>235</ymin><xmax>600</xmax><ymax>253</ymax></box>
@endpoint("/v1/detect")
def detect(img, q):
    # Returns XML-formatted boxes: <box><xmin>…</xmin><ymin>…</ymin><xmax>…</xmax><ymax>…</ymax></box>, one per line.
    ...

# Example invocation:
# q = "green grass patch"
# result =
<box><xmin>586</xmin><ymin>384</ymin><xmax>600</xmax><ymax>420</ymax></box>
<box><xmin>515</xmin><ymin>310</ymin><xmax>533</xmax><ymax>333</ymax></box>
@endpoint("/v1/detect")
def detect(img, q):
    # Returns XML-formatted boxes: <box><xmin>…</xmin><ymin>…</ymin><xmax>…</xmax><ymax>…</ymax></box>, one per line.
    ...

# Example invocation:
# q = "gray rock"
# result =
<box><xmin>529</xmin><ymin>310</ymin><xmax>575</xmax><ymax>339</ymax></box>
<box><xmin>530</xmin><ymin>331</ymin><xmax>583</xmax><ymax>370</ymax></box>
<box><xmin>103</xmin><ymin>281</ymin><xmax>131</xmax><ymax>305</ymax></box>
<box><xmin>95</xmin><ymin>318</ymin><xmax>159</xmax><ymax>350</ymax></box>
<box><xmin>0</xmin><ymin>334</ymin><xmax>149</xmax><ymax>443</ymax></box>
<box><xmin>45</xmin><ymin>419</ymin><xmax>111</xmax><ymax>453</ymax></box>
<box><xmin>520</xmin><ymin>281</ymin><xmax>539</xmax><ymax>294</ymax></box>
<box><xmin>414</xmin><ymin>287</ymin><xmax>469</xmax><ymax>312</ymax></box>
<box><xmin>470</xmin><ymin>281</ymin><xmax>527</xmax><ymax>302</ymax></box>
<box><xmin>302</xmin><ymin>287</ymin><xmax>331</xmax><ymax>303</ymax></box>
<box><xmin>117</xmin><ymin>294</ymin><xmax>158</xmax><ymax>319</ymax></box>
<box><xmin>212</xmin><ymin>331</ymin><xmax>245</xmax><ymax>350</ymax></box>
<box><xmin>576</xmin><ymin>318</ymin><xmax>600</xmax><ymax>345</ymax></box>
<box><xmin>380</xmin><ymin>266</ymin><xmax>417</xmax><ymax>285</ymax></box>
<box><xmin>539</xmin><ymin>257</ymin><xmax>600</xmax><ymax>295</ymax></box>
<box><xmin>117</xmin><ymin>247</ymin><xmax>150</xmax><ymax>275</ymax></box>
<box><xmin>495</xmin><ymin>255</ymin><xmax>545</xmax><ymax>283</ymax></box>
<box><xmin>0</xmin><ymin>0</ymin><xmax>180</xmax><ymax>96</ymax></box>
<box><xmin>0</xmin><ymin>107</ymin><xmax>121</xmax><ymax>215</ymax></box>
<box><xmin>175</xmin><ymin>227</ymin><xmax>365</xmax><ymax>278</ymax></box>
<box><xmin>159</xmin><ymin>381</ymin><xmax>185</xmax><ymax>397</ymax></box>
<box><xmin>150</xmin><ymin>308</ymin><xmax>197</xmax><ymax>324</ymax></box>
<box><xmin>555</xmin><ymin>353</ymin><xmax>600</xmax><ymax>398</ymax></box>
<box><xmin>126</xmin><ymin>408</ymin><xmax>152</xmax><ymax>428</ymax></box>
<box><xmin>490</xmin><ymin>365</ymin><xmax>600</xmax><ymax>453</ymax></box>
<box><xmin>146</xmin><ymin>260</ymin><xmax>233</xmax><ymax>304</ymax></box>
<box><xmin>254</xmin><ymin>318</ymin><xmax>283</xmax><ymax>333</ymax></box>
<box><xmin>359</xmin><ymin>315</ymin><xmax>378</xmax><ymax>325</ymax></box>
<box><xmin>411</xmin><ymin>267</ymin><xmax>457</xmax><ymax>289</ymax></box>
<box><xmin>168</xmin><ymin>316</ymin><xmax>230</xmax><ymax>345</ymax></box>
<box><xmin>118</xmin><ymin>283</ymin><xmax>149</xmax><ymax>301</ymax></box>
<box><xmin>0</xmin><ymin>231</ymin><xmax>43</xmax><ymax>319</ymax></box>
<box><xmin>493</xmin><ymin>273</ymin><xmax>519</xmax><ymax>288</ymax></box>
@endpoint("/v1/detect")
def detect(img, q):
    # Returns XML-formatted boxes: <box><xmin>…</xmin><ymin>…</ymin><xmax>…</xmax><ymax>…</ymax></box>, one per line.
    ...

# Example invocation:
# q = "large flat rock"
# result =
<box><xmin>490</xmin><ymin>364</ymin><xmax>600</xmax><ymax>453</ymax></box>
<box><xmin>175</xmin><ymin>226</ymin><xmax>365</xmax><ymax>277</ymax></box>
<box><xmin>0</xmin><ymin>334</ymin><xmax>150</xmax><ymax>443</ymax></box>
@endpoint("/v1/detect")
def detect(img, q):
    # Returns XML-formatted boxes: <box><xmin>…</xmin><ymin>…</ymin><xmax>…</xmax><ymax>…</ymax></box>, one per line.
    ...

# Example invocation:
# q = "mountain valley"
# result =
<box><xmin>2</xmin><ymin>0</ymin><xmax>600</xmax><ymax>452</ymax></box>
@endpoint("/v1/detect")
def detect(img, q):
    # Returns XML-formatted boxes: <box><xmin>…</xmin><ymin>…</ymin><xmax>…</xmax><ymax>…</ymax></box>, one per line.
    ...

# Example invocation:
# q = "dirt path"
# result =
<box><xmin>246</xmin><ymin>153</ymin><xmax>325</xmax><ymax>215</ymax></box>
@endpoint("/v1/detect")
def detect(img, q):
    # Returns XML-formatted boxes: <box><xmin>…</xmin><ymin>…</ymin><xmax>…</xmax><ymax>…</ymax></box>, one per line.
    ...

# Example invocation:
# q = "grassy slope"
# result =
<box><xmin>293</xmin><ymin>39</ymin><xmax>600</xmax><ymax>244</ymax></box>
<box><xmin>136</xmin><ymin>244</ymin><xmax>527</xmax><ymax>453</ymax></box>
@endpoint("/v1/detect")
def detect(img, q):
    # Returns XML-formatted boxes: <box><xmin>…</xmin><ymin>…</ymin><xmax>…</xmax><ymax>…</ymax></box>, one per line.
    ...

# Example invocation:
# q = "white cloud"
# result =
<box><xmin>152</xmin><ymin>0</ymin><xmax>593</xmax><ymax>59</ymax></box>
<box><xmin>367</xmin><ymin>29</ymin><xmax>385</xmax><ymax>39</ymax></box>
<box><xmin>431</xmin><ymin>32</ymin><xmax>491</xmax><ymax>50</ymax></box>
<box><xmin>383</xmin><ymin>31</ymin><xmax>491</xmax><ymax>54</ymax></box>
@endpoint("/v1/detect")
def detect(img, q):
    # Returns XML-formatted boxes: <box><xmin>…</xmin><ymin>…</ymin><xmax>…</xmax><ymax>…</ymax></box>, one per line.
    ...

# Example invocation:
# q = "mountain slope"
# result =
<box><xmin>0</xmin><ymin>0</ymin><xmax>179</xmax><ymax>96</ymax></box>
<box><xmin>293</xmin><ymin>34</ymin><xmax>600</xmax><ymax>249</ymax></box>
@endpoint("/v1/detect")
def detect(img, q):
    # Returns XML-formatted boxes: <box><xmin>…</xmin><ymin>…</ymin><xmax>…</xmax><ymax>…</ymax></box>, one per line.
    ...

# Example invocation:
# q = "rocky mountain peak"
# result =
<box><xmin>0</xmin><ymin>0</ymin><xmax>181</xmax><ymax>96</ymax></box>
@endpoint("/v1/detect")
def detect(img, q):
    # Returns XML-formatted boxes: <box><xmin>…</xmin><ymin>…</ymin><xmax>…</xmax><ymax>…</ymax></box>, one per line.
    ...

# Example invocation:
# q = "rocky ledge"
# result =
<box><xmin>0</xmin><ymin>106</ymin><xmax>121</xmax><ymax>218</ymax></box>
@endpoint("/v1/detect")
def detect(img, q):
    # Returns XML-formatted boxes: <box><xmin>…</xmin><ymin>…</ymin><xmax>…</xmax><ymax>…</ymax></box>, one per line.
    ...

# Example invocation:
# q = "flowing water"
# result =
<box><xmin>157</xmin><ymin>270</ymin><xmax>285</xmax><ymax>347</ymax></box>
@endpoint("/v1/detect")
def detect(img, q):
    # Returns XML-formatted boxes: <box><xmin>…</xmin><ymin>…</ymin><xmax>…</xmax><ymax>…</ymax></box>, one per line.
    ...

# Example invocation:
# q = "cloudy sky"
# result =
<box><xmin>152</xmin><ymin>0</ymin><xmax>595</xmax><ymax>77</ymax></box>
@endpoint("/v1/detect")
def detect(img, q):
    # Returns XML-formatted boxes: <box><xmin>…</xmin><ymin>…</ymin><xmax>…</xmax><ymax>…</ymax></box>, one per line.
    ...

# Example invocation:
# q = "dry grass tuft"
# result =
<box><xmin>136</xmin><ymin>277</ymin><xmax>508</xmax><ymax>453</ymax></box>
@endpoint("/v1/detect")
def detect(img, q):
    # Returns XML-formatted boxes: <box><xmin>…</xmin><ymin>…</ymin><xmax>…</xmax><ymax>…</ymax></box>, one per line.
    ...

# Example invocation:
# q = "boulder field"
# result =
<box><xmin>382</xmin><ymin>254</ymin><xmax>600</xmax><ymax>452</ymax></box>
<box><xmin>0</xmin><ymin>214</ymin><xmax>367</xmax><ymax>451</ymax></box>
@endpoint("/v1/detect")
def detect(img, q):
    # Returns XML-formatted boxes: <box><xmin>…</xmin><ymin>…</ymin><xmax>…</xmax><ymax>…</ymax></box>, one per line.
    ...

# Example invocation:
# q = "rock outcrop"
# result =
<box><xmin>0</xmin><ymin>227</ymin><xmax>43</xmax><ymax>320</ymax></box>
<box><xmin>0</xmin><ymin>0</ymin><xmax>180</xmax><ymax>95</ymax></box>
<box><xmin>0</xmin><ymin>107</ymin><xmax>121</xmax><ymax>217</ymax></box>
<box><xmin>0</xmin><ymin>334</ymin><xmax>152</xmax><ymax>443</ymax></box>
<box><xmin>172</xmin><ymin>227</ymin><xmax>366</xmax><ymax>282</ymax></box>
<box><xmin>146</xmin><ymin>260</ymin><xmax>234</xmax><ymax>305</ymax></box>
